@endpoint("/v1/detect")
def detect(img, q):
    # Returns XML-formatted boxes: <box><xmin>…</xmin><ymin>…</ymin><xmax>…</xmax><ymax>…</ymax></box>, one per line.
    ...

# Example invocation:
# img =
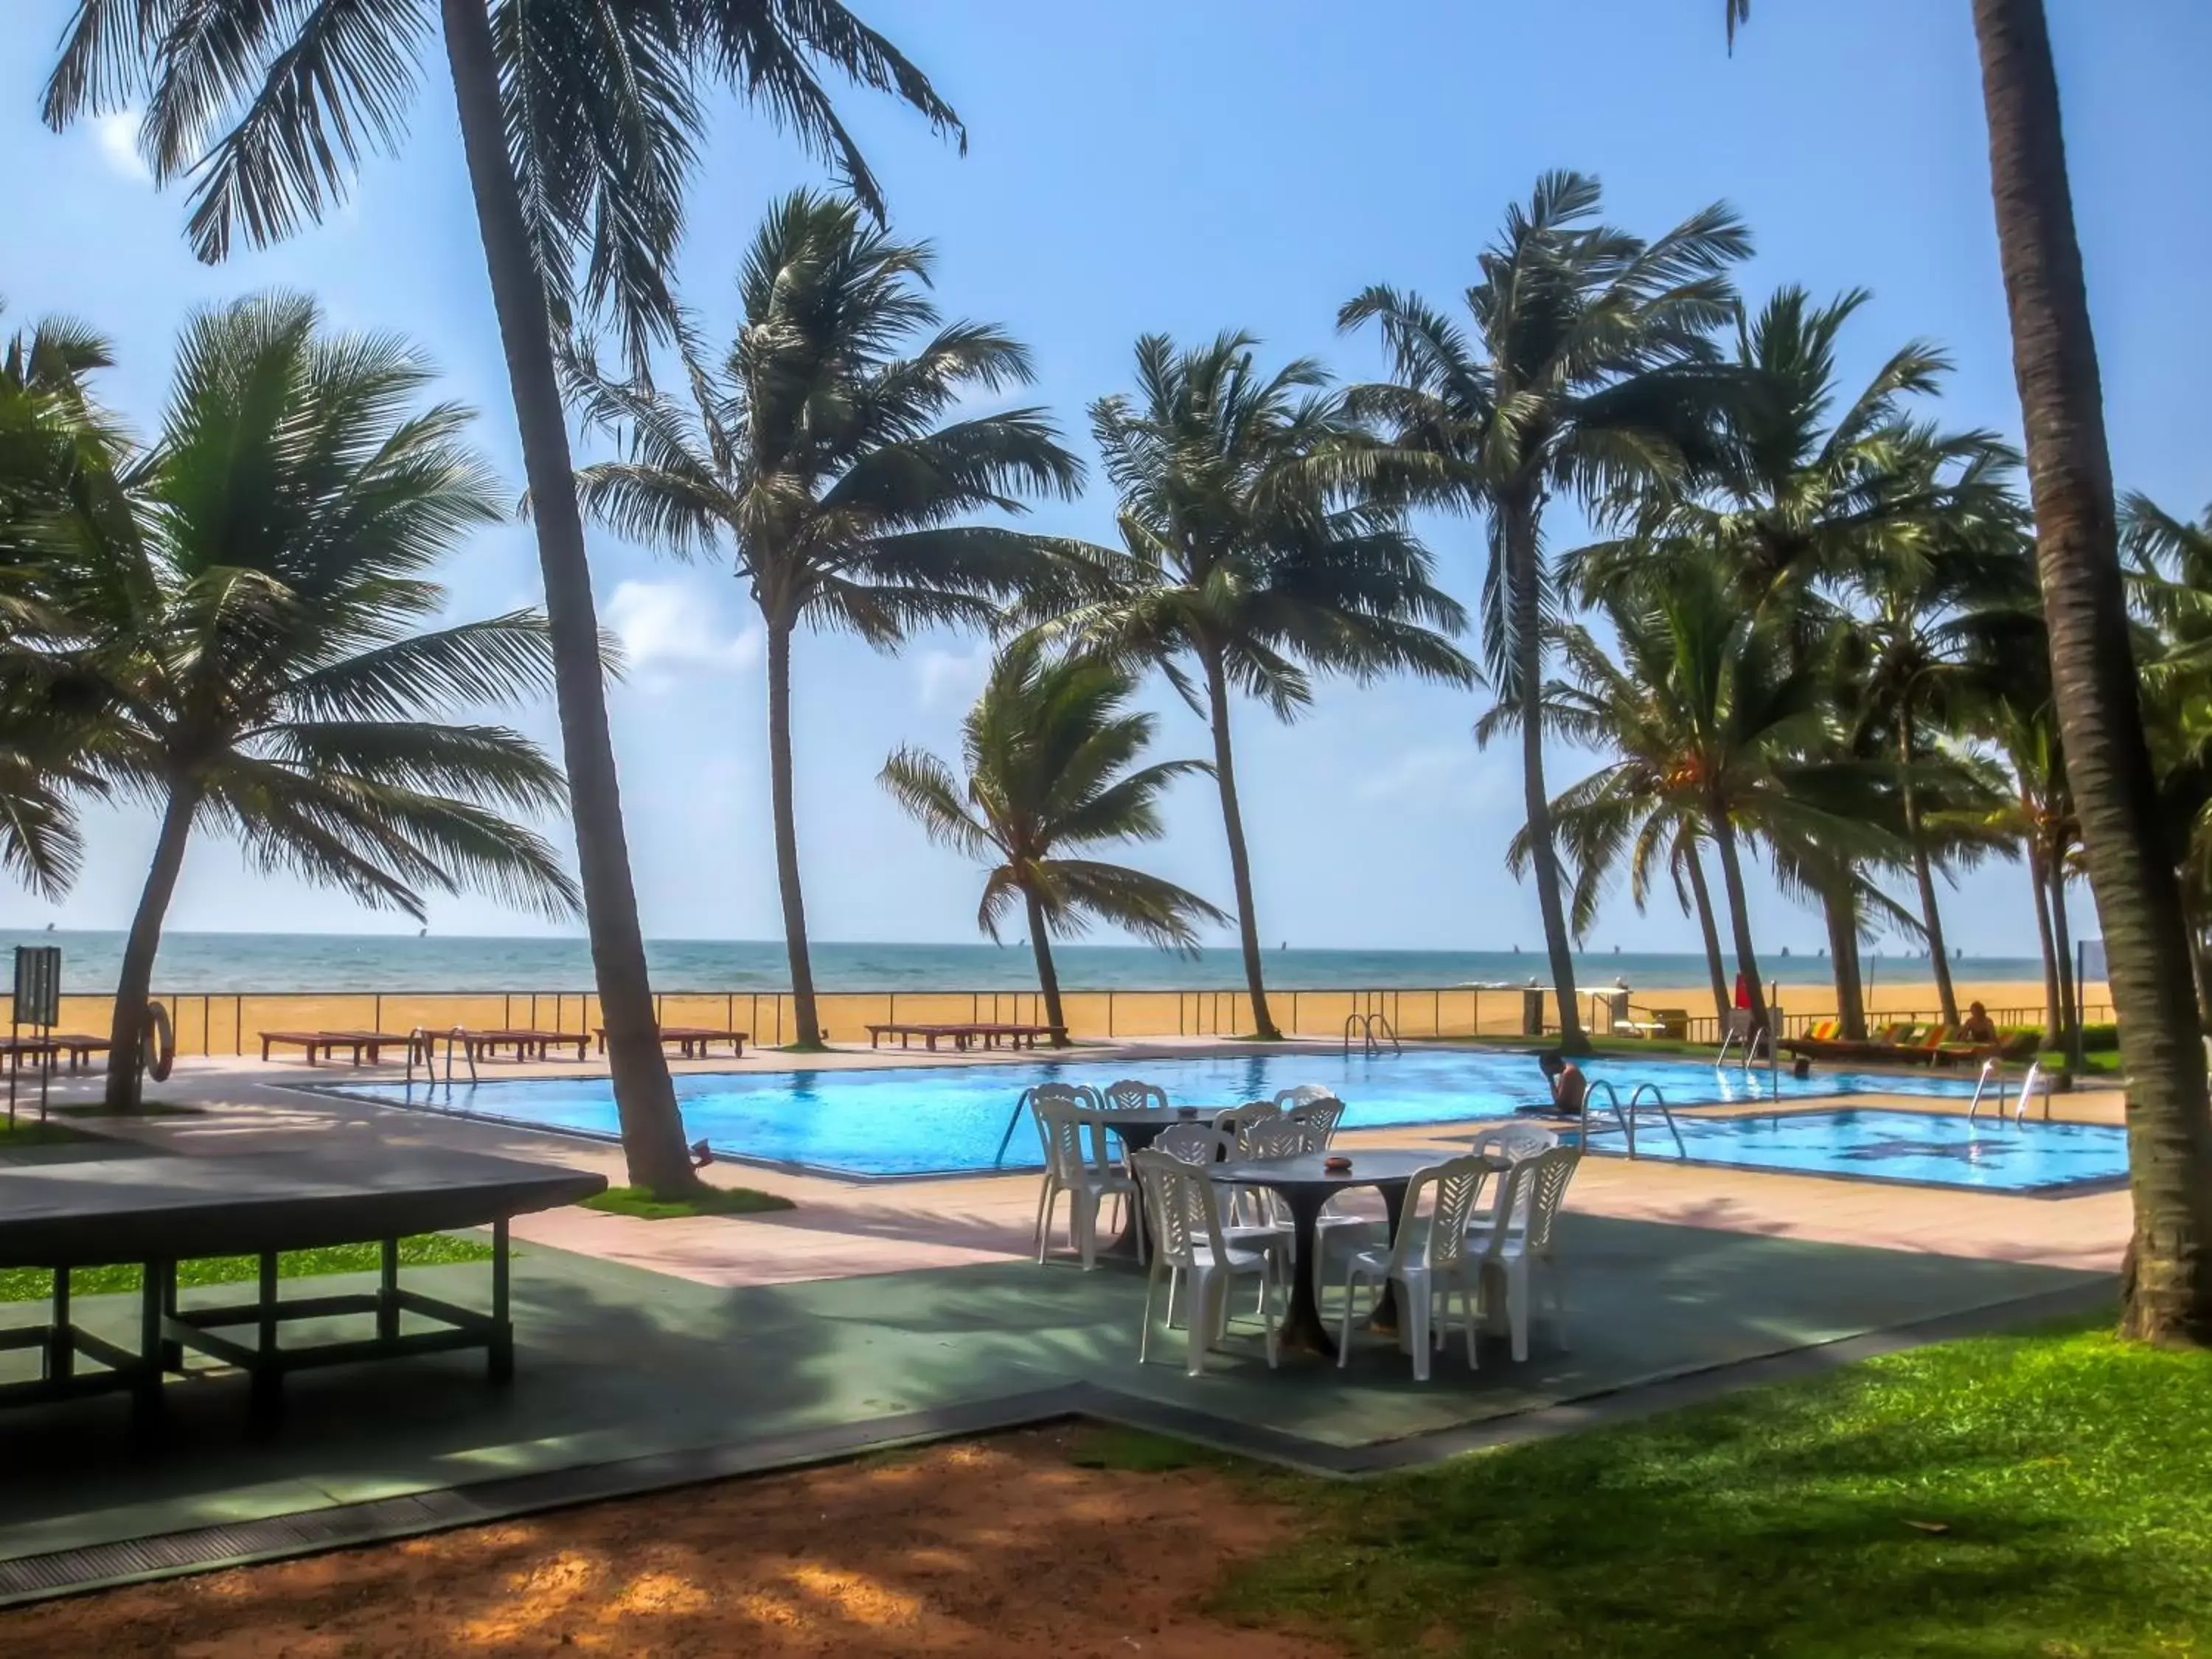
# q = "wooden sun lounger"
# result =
<box><xmin>259</xmin><ymin>1029</ymin><xmax>428</xmax><ymax>1065</ymax></box>
<box><xmin>594</xmin><ymin>1026</ymin><xmax>747</xmax><ymax>1058</ymax></box>
<box><xmin>866</xmin><ymin>1021</ymin><xmax>1067</xmax><ymax>1051</ymax></box>
<box><xmin>462</xmin><ymin>1028</ymin><xmax>591</xmax><ymax>1062</ymax></box>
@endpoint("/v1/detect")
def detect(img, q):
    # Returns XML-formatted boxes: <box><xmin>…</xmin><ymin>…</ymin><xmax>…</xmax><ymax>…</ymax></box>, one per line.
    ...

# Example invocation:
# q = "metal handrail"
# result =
<box><xmin>1340</xmin><ymin>1012</ymin><xmax>1401</xmax><ymax>1056</ymax></box>
<box><xmin>1968</xmin><ymin>1057</ymin><xmax>2049</xmax><ymax>1124</ymax></box>
<box><xmin>405</xmin><ymin>1025</ymin><xmax>476</xmax><ymax>1093</ymax></box>
<box><xmin>1576</xmin><ymin>1079</ymin><xmax>1683</xmax><ymax>1161</ymax></box>
<box><xmin>994</xmin><ymin>1086</ymin><xmax>1034</xmax><ymax>1168</ymax></box>
<box><xmin>1627</xmin><ymin>1082</ymin><xmax>1687</xmax><ymax>1158</ymax></box>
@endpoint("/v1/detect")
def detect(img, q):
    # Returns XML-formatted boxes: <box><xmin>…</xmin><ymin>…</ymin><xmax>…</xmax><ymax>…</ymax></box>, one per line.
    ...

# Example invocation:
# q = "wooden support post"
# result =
<box><xmin>488</xmin><ymin>1218</ymin><xmax>514</xmax><ymax>1384</ymax></box>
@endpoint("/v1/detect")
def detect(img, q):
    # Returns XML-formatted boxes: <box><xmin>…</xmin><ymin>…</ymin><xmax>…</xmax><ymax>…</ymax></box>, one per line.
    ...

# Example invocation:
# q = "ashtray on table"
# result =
<box><xmin>1322</xmin><ymin>1155</ymin><xmax>1352</xmax><ymax>1174</ymax></box>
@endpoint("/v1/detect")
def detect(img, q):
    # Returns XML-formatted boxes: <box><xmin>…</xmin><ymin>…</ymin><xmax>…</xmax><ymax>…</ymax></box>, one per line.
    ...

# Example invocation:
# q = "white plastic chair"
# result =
<box><xmin>1282</xmin><ymin>1096</ymin><xmax>1347</xmax><ymax>1150</ymax></box>
<box><xmin>1273</xmin><ymin>1084</ymin><xmax>1333</xmax><ymax>1111</ymax></box>
<box><xmin>1150</xmin><ymin>1123</ymin><xmax>1289</xmax><ymax>1318</ymax></box>
<box><xmin>1470</xmin><ymin>1121</ymin><xmax>1561</xmax><ymax>1163</ymax></box>
<box><xmin>1238</xmin><ymin>1118</ymin><xmax>1310</xmax><ymax>1161</ymax></box>
<box><xmin>1470</xmin><ymin>1144</ymin><xmax>1579</xmax><ymax>1360</ymax></box>
<box><xmin>1031</xmin><ymin>1097</ymin><xmax>1135</xmax><ymax>1270</ymax></box>
<box><xmin>1102</xmin><ymin>1079</ymin><xmax>1169</xmax><ymax>1111</ymax></box>
<box><xmin>1031</xmin><ymin>1081</ymin><xmax>1102</xmax><ymax>1113</ymax></box>
<box><xmin>1131</xmin><ymin>1150</ymin><xmax>1280</xmax><ymax>1377</ymax></box>
<box><xmin>1212</xmin><ymin>1099</ymin><xmax>1282</xmax><ymax>1135</ymax></box>
<box><xmin>1335</xmin><ymin>1155</ymin><xmax>1491</xmax><ymax>1380</ymax></box>
<box><xmin>1152</xmin><ymin>1122</ymin><xmax>1234</xmax><ymax>1164</ymax></box>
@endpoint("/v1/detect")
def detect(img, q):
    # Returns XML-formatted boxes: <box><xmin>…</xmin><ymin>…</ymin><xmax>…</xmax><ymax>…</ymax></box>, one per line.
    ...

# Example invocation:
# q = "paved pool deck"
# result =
<box><xmin>0</xmin><ymin>1048</ymin><xmax>2129</xmax><ymax>1602</ymax></box>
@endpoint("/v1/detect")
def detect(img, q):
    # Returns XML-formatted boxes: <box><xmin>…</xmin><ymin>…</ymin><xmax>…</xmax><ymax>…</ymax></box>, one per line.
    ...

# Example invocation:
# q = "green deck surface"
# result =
<box><xmin>0</xmin><ymin>1214</ymin><xmax>2096</xmax><ymax>1565</ymax></box>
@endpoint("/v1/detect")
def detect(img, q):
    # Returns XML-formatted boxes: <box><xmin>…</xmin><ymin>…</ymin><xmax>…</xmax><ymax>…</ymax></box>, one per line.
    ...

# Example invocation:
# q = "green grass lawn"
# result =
<box><xmin>1085</xmin><ymin>1315</ymin><xmax>2211</xmax><ymax>1657</ymax></box>
<box><xmin>0</xmin><ymin>1116</ymin><xmax>95</xmax><ymax>1149</ymax></box>
<box><xmin>0</xmin><ymin>1234</ymin><xmax>496</xmax><ymax>1304</ymax></box>
<box><xmin>582</xmin><ymin>1184</ymin><xmax>796</xmax><ymax>1220</ymax></box>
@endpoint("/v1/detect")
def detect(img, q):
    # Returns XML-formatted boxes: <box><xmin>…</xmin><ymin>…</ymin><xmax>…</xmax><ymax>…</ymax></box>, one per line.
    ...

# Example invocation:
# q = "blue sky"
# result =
<box><xmin>0</xmin><ymin>0</ymin><xmax>2205</xmax><ymax>956</ymax></box>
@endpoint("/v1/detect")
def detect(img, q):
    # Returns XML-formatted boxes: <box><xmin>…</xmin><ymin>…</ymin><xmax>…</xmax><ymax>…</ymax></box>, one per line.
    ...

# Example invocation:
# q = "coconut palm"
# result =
<box><xmin>1339</xmin><ymin>170</ymin><xmax>1750</xmax><ymax>1053</ymax></box>
<box><xmin>1057</xmin><ymin>331</ymin><xmax>1474</xmax><ymax>1040</ymax></box>
<box><xmin>7</xmin><ymin>296</ymin><xmax>574</xmax><ymax>1108</ymax></box>
<box><xmin>1519</xmin><ymin>557</ymin><xmax>1905</xmax><ymax>1035</ymax></box>
<box><xmin>568</xmin><ymin>191</ymin><xmax>1082</xmax><ymax>1047</ymax></box>
<box><xmin>1837</xmin><ymin>451</ymin><xmax>2037</xmax><ymax>1023</ymax></box>
<box><xmin>0</xmin><ymin>304</ymin><xmax>132</xmax><ymax>897</ymax></box>
<box><xmin>1578</xmin><ymin>285</ymin><xmax>2011</xmax><ymax>1033</ymax></box>
<box><xmin>2125</xmin><ymin>493</ymin><xmax>2212</xmax><ymax>1021</ymax></box>
<box><xmin>49</xmin><ymin>0</ymin><xmax>962</xmax><ymax>1189</ymax></box>
<box><xmin>1728</xmin><ymin>0</ymin><xmax>2212</xmax><ymax>1351</ymax></box>
<box><xmin>879</xmin><ymin>638</ymin><xmax>1227</xmax><ymax>1040</ymax></box>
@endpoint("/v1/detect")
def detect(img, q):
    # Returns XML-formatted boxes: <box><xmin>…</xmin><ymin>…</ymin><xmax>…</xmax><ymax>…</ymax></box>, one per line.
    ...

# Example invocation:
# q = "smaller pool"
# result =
<box><xmin>1624</xmin><ymin>1107</ymin><xmax>2128</xmax><ymax>1194</ymax></box>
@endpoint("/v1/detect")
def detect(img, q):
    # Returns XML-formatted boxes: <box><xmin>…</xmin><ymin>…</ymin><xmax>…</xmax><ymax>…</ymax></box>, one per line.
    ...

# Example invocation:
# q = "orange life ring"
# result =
<box><xmin>144</xmin><ymin>1001</ymin><xmax>175</xmax><ymax>1082</ymax></box>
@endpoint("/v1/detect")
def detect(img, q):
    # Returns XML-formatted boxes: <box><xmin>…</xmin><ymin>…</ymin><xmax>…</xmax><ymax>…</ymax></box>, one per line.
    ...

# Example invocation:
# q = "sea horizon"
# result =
<box><xmin>0</xmin><ymin>928</ymin><xmax>2059</xmax><ymax>997</ymax></box>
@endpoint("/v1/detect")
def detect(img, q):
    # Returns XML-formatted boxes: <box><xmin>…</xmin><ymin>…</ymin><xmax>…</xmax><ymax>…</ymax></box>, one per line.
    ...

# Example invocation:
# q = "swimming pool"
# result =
<box><xmin>1633</xmin><ymin>1106</ymin><xmax>2127</xmax><ymax>1193</ymax></box>
<box><xmin>316</xmin><ymin>1046</ymin><xmax>2126</xmax><ymax>1191</ymax></box>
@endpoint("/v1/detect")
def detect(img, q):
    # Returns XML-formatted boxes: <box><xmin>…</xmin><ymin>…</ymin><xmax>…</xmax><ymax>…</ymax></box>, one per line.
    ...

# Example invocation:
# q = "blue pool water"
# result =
<box><xmin>328</xmin><ymin>1048</ymin><xmax>2124</xmax><ymax>1192</ymax></box>
<box><xmin>1642</xmin><ymin>1107</ymin><xmax>2126</xmax><ymax>1193</ymax></box>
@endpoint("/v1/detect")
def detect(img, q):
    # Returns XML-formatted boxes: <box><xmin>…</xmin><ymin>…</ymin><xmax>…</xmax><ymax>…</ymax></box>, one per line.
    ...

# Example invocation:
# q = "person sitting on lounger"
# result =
<box><xmin>1959</xmin><ymin>1002</ymin><xmax>1999</xmax><ymax>1046</ymax></box>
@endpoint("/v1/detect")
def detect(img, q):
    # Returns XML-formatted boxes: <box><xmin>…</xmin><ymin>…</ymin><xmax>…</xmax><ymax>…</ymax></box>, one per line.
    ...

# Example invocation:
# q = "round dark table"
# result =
<box><xmin>1210</xmin><ymin>1148</ymin><xmax>1445</xmax><ymax>1359</ymax></box>
<box><xmin>1076</xmin><ymin>1107</ymin><xmax>1220</xmax><ymax>1259</ymax></box>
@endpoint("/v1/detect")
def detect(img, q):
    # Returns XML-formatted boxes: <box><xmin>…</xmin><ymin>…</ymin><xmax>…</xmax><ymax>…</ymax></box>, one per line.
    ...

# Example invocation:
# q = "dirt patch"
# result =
<box><xmin>0</xmin><ymin>1427</ymin><xmax>1343</xmax><ymax>1658</ymax></box>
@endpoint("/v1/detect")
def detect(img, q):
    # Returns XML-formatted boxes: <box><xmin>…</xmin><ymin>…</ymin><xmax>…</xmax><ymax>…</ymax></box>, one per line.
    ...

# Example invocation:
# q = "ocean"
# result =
<box><xmin>0</xmin><ymin>931</ymin><xmax>2053</xmax><ymax>995</ymax></box>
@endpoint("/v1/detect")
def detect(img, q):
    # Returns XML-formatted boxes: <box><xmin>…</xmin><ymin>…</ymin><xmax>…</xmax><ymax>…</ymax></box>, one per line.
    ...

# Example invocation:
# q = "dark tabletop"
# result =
<box><xmin>0</xmin><ymin>1147</ymin><xmax>607</xmax><ymax>1268</ymax></box>
<box><xmin>1209</xmin><ymin>1147</ymin><xmax>1449</xmax><ymax>1194</ymax></box>
<box><xmin>1073</xmin><ymin>1107</ymin><xmax>1215</xmax><ymax>1128</ymax></box>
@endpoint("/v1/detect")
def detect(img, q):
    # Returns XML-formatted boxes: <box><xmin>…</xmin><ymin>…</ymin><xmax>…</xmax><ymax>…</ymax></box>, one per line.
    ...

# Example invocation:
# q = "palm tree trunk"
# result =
<box><xmin>1198</xmin><ymin>647</ymin><xmax>1279</xmax><ymax>1040</ymax></box>
<box><xmin>1507</xmin><ymin>498</ymin><xmax>1585</xmax><ymax>1053</ymax></box>
<box><xmin>103</xmin><ymin>784</ymin><xmax>198</xmax><ymax>1110</ymax></box>
<box><xmin>2027</xmin><ymin>832</ymin><xmax>2064</xmax><ymax>1047</ymax></box>
<box><xmin>2187</xmin><ymin>915</ymin><xmax>2212</xmax><ymax>1032</ymax></box>
<box><xmin>1023</xmin><ymin>886</ymin><xmax>1068</xmax><ymax>1046</ymax></box>
<box><xmin>2049</xmin><ymin>855</ymin><xmax>2078</xmax><ymax>1062</ymax></box>
<box><xmin>439</xmin><ymin>0</ymin><xmax>695</xmax><ymax>1194</ymax></box>
<box><xmin>1975</xmin><ymin>0</ymin><xmax>2212</xmax><ymax>1343</ymax></box>
<box><xmin>1683</xmin><ymin>837</ymin><xmax>1731</xmax><ymax>1026</ymax></box>
<box><xmin>1822</xmin><ymin>883</ymin><xmax>1868</xmax><ymax>1040</ymax></box>
<box><xmin>765</xmin><ymin>619</ymin><xmax>823</xmax><ymax>1048</ymax></box>
<box><xmin>1707</xmin><ymin>795</ymin><xmax>1768</xmax><ymax>1034</ymax></box>
<box><xmin>1899</xmin><ymin>724</ymin><xmax>1960</xmax><ymax>1023</ymax></box>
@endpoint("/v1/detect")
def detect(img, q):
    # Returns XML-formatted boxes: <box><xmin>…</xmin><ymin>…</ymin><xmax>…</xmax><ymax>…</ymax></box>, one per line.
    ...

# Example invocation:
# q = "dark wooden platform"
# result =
<box><xmin>0</xmin><ymin>1147</ymin><xmax>605</xmax><ymax>1427</ymax></box>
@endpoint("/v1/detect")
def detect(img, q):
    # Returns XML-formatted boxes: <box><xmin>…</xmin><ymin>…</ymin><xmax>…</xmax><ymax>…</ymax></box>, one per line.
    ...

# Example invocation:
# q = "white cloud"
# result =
<box><xmin>1353</xmin><ymin>742</ymin><xmax>1500</xmax><ymax>808</ymax></box>
<box><xmin>89</xmin><ymin>112</ymin><xmax>151</xmax><ymax>182</ymax></box>
<box><xmin>605</xmin><ymin>580</ymin><xmax>760</xmax><ymax>689</ymax></box>
<box><xmin>915</xmin><ymin>641</ymin><xmax>992</xmax><ymax>711</ymax></box>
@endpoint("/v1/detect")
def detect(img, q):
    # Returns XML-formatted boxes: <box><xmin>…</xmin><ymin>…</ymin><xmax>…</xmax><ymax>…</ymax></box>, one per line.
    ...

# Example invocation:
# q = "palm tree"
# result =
<box><xmin>1840</xmin><ymin>454</ymin><xmax>2037</xmax><ymax>1023</ymax></box>
<box><xmin>1058</xmin><ymin>331</ymin><xmax>1475</xmax><ymax>1040</ymax></box>
<box><xmin>49</xmin><ymin>0</ymin><xmax>963</xmax><ymax>1189</ymax></box>
<box><xmin>2124</xmin><ymin>493</ymin><xmax>2212</xmax><ymax>1023</ymax></box>
<box><xmin>569</xmin><ymin>192</ymin><xmax>1082</xmax><ymax>1047</ymax></box>
<box><xmin>1580</xmin><ymin>285</ymin><xmax>2010</xmax><ymax>1034</ymax></box>
<box><xmin>879</xmin><ymin>638</ymin><xmax>1227</xmax><ymax>1039</ymax></box>
<box><xmin>1524</xmin><ymin>557</ymin><xmax>1904</xmax><ymax>1036</ymax></box>
<box><xmin>7</xmin><ymin>296</ymin><xmax>576</xmax><ymax>1109</ymax></box>
<box><xmin>1727</xmin><ymin>0</ymin><xmax>2212</xmax><ymax>1351</ymax></box>
<box><xmin>1339</xmin><ymin>171</ymin><xmax>1750</xmax><ymax>1053</ymax></box>
<box><xmin>0</xmin><ymin>305</ymin><xmax>130</xmax><ymax>897</ymax></box>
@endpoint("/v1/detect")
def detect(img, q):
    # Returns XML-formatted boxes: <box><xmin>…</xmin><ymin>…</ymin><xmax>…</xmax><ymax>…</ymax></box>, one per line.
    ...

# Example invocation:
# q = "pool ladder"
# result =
<box><xmin>1580</xmin><ymin>1080</ymin><xmax>1686</xmax><ymax>1160</ymax></box>
<box><xmin>1716</xmin><ymin>1002</ymin><xmax>1782</xmax><ymax>1099</ymax></box>
<box><xmin>1343</xmin><ymin>1012</ymin><xmax>1401</xmax><ymax>1057</ymax></box>
<box><xmin>404</xmin><ymin>1026</ymin><xmax>478</xmax><ymax>1094</ymax></box>
<box><xmin>1968</xmin><ymin>1057</ymin><xmax>2049</xmax><ymax>1124</ymax></box>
